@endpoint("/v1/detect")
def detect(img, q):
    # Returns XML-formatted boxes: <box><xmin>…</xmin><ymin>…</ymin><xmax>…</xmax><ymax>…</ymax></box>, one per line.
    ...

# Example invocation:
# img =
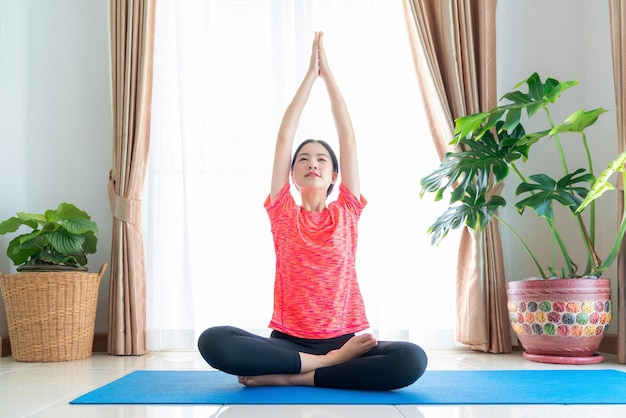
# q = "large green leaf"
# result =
<box><xmin>82</xmin><ymin>231</ymin><xmax>98</xmax><ymax>255</ymax></box>
<box><xmin>549</xmin><ymin>108</ymin><xmax>609</xmax><ymax>135</ymax></box>
<box><xmin>452</xmin><ymin>73</ymin><xmax>577</xmax><ymax>146</ymax></box>
<box><xmin>63</xmin><ymin>217</ymin><xmax>99</xmax><ymax>235</ymax></box>
<box><xmin>46</xmin><ymin>202</ymin><xmax>90</xmax><ymax>223</ymax></box>
<box><xmin>427</xmin><ymin>184</ymin><xmax>506</xmax><ymax>245</ymax></box>
<box><xmin>6</xmin><ymin>236</ymin><xmax>38</xmax><ymax>265</ymax></box>
<box><xmin>515</xmin><ymin>169</ymin><xmax>593</xmax><ymax>219</ymax></box>
<box><xmin>47</xmin><ymin>229</ymin><xmax>85</xmax><ymax>254</ymax></box>
<box><xmin>453</xmin><ymin>112</ymin><xmax>492</xmax><ymax>143</ymax></box>
<box><xmin>16</xmin><ymin>212</ymin><xmax>46</xmax><ymax>224</ymax></box>
<box><xmin>577</xmin><ymin>151</ymin><xmax>626</xmax><ymax>213</ymax></box>
<box><xmin>0</xmin><ymin>216</ymin><xmax>38</xmax><ymax>234</ymax></box>
<box><xmin>509</xmin><ymin>73</ymin><xmax>578</xmax><ymax>116</ymax></box>
<box><xmin>516</xmin><ymin>128</ymin><xmax>552</xmax><ymax>148</ymax></box>
<box><xmin>421</xmin><ymin>121</ymin><xmax>528</xmax><ymax>208</ymax></box>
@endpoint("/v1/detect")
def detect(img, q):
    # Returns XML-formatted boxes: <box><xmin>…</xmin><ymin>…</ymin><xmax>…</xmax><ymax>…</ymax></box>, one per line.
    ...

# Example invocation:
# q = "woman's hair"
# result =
<box><xmin>291</xmin><ymin>139</ymin><xmax>339</xmax><ymax>197</ymax></box>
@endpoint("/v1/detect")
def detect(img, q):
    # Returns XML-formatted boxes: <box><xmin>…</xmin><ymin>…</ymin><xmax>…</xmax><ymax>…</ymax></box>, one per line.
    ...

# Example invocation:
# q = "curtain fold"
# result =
<box><xmin>107</xmin><ymin>0</ymin><xmax>156</xmax><ymax>355</ymax></box>
<box><xmin>402</xmin><ymin>0</ymin><xmax>511</xmax><ymax>353</ymax></box>
<box><xmin>609</xmin><ymin>0</ymin><xmax>626</xmax><ymax>364</ymax></box>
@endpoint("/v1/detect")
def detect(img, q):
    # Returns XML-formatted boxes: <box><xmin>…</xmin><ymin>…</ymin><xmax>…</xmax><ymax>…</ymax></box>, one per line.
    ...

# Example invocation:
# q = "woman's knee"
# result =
<box><xmin>406</xmin><ymin>343</ymin><xmax>428</xmax><ymax>377</ymax></box>
<box><xmin>197</xmin><ymin>325</ymin><xmax>241</xmax><ymax>369</ymax></box>
<box><xmin>388</xmin><ymin>342</ymin><xmax>428</xmax><ymax>389</ymax></box>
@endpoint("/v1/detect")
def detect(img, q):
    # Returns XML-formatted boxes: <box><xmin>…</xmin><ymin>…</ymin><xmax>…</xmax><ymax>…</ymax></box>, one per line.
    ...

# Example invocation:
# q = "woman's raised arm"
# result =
<box><xmin>318</xmin><ymin>32</ymin><xmax>359</xmax><ymax>198</ymax></box>
<box><xmin>270</xmin><ymin>33</ymin><xmax>320</xmax><ymax>202</ymax></box>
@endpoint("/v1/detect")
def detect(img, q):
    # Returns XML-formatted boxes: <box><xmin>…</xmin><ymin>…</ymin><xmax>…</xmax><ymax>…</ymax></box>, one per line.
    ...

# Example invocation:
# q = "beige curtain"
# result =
<box><xmin>107</xmin><ymin>0</ymin><xmax>156</xmax><ymax>355</ymax></box>
<box><xmin>609</xmin><ymin>0</ymin><xmax>626</xmax><ymax>364</ymax></box>
<box><xmin>402</xmin><ymin>0</ymin><xmax>511</xmax><ymax>353</ymax></box>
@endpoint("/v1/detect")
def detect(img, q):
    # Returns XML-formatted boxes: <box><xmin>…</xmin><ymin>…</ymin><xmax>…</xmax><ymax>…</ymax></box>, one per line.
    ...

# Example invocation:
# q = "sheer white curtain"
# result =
<box><xmin>145</xmin><ymin>0</ymin><xmax>460</xmax><ymax>351</ymax></box>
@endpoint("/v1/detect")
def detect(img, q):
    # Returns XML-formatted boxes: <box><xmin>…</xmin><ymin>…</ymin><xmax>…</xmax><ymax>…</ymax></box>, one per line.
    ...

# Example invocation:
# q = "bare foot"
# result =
<box><xmin>299</xmin><ymin>333</ymin><xmax>377</xmax><ymax>373</ymax></box>
<box><xmin>328</xmin><ymin>333</ymin><xmax>378</xmax><ymax>363</ymax></box>
<box><xmin>238</xmin><ymin>371</ymin><xmax>314</xmax><ymax>387</ymax></box>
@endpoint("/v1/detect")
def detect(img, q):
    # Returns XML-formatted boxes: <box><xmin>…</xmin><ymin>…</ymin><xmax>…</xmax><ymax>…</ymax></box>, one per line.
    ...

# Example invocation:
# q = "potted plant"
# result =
<box><xmin>420</xmin><ymin>72</ymin><xmax>625</xmax><ymax>364</ymax></box>
<box><xmin>0</xmin><ymin>202</ymin><xmax>107</xmax><ymax>362</ymax></box>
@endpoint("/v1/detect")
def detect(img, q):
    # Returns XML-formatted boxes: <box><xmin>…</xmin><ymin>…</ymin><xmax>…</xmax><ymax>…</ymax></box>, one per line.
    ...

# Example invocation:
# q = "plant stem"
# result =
<box><xmin>545</xmin><ymin>108</ymin><xmax>569</xmax><ymax>174</ymax></box>
<box><xmin>511</xmin><ymin>160</ymin><xmax>575</xmax><ymax>276</ymax></box>
<box><xmin>544</xmin><ymin>107</ymin><xmax>574</xmax><ymax>275</ymax></box>
<box><xmin>581</xmin><ymin>131</ymin><xmax>595</xmax><ymax>243</ymax></box>
<box><xmin>595</xmin><ymin>169</ymin><xmax>626</xmax><ymax>276</ymax></box>
<box><xmin>581</xmin><ymin>131</ymin><xmax>596</xmax><ymax>274</ymax></box>
<box><xmin>494</xmin><ymin>214</ymin><xmax>547</xmax><ymax>278</ymax></box>
<box><xmin>549</xmin><ymin>214</ymin><xmax>556</xmax><ymax>276</ymax></box>
<box><xmin>510</xmin><ymin>162</ymin><xmax>526</xmax><ymax>183</ymax></box>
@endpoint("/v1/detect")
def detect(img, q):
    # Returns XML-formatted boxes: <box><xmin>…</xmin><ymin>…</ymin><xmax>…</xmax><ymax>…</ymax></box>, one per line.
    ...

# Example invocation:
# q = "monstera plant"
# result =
<box><xmin>419</xmin><ymin>72</ymin><xmax>625</xmax><ymax>363</ymax></box>
<box><xmin>420</xmin><ymin>72</ymin><xmax>626</xmax><ymax>279</ymax></box>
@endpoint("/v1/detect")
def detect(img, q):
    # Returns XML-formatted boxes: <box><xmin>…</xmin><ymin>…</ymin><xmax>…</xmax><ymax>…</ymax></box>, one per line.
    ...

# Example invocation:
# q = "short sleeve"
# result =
<box><xmin>335</xmin><ymin>183</ymin><xmax>367</xmax><ymax>217</ymax></box>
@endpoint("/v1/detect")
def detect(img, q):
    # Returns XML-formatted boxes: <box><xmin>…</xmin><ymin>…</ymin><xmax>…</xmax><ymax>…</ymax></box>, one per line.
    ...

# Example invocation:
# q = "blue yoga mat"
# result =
<box><xmin>71</xmin><ymin>369</ymin><xmax>626</xmax><ymax>405</ymax></box>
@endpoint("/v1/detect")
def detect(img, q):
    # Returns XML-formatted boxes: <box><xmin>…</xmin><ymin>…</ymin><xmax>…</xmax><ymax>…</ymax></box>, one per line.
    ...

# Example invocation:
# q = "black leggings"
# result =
<box><xmin>197</xmin><ymin>325</ymin><xmax>428</xmax><ymax>391</ymax></box>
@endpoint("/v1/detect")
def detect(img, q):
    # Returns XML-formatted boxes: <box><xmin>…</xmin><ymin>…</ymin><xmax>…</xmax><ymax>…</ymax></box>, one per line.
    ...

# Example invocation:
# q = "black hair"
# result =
<box><xmin>290</xmin><ymin>139</ymin><xmax>339</xmax><ymax>197</ymax></box>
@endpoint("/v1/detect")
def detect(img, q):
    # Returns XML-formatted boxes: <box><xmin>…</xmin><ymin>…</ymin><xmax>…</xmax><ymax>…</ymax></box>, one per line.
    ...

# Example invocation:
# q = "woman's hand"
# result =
<box><xmin>308</xmin><ymin>32</ymin><xmax>320</xmax><ymax>77</ymax></box>
<box><xmin>318</xmin><ymin>31</ymin><xmax>331</xmax><ymax>79</ymax></box>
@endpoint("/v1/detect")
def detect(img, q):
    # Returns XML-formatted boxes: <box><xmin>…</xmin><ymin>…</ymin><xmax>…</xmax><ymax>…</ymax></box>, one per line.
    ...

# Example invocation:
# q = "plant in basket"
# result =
<box><xmin>419</xmin><ymin>72</ymin><xmax>625</xmax><ymax>363</ymax></box>
<box><xmin>0</xmin><ymin>202</ymin><xmax>105</xmax><ymax>362</ymax></box>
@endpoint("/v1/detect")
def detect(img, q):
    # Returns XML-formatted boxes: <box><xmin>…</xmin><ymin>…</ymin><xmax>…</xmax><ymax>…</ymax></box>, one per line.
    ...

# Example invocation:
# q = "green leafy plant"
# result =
<box><xmin>420</xmin><ymin>72</ymin><xmax>626</xmax><ymax>279</ymax></box>
<box><xmin>0</xmin><ymin>202</ymin><xmax>98</xmax><ymax>267</ymax></box>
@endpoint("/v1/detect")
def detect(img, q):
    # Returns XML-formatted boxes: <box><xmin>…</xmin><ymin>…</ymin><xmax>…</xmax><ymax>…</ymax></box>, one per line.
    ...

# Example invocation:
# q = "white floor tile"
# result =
<box><xmin>397</xmin><ymin>405</ymin><xmax>612</xmax><ymax>418</ymax></box>
<box><xmin>29</xmin><ymin>404</ymin><xmax>223</xmax><ymax>418</ymax></box>
<box><xmin>1</xmin><ymin>349</ymin><xmax>625</xmax><ymax>417</ymax></box>
<box><xmin>214</xmin><ymin>405</ymin><xmax>403</xmax><ymax>418</ymax></box>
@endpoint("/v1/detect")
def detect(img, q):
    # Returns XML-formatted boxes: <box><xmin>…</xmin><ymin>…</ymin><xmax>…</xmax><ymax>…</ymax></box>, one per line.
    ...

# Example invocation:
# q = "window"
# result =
<box><xmin>145</xmin><ymin>0</ymin><xmax>460</xmax><ymax>351</ymax></box>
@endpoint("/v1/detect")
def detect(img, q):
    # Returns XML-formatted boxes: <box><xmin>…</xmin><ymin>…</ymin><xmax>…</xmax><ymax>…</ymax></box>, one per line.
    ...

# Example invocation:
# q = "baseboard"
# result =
<box><xmin>599</xmin><ymin>333</ymin><xmax>617</xmax><ymax>354</ymax></box>
<box><xmin>3</xmin><ymin>333</ymin><xmax>618</xmax><ymax>357</ymax></box>
<box><xmin>92</xmin><ymin>333</ymin><xmax>108</xmax><ymax>353</ymax></box>
<box><xmin>1</xmin><ymin>336</ymin><xmax>10</xmax><ymax>357</ymax></box>
<box><xmin>1</xmin><ymin>333</ymin><xmax>108</xmax><ymax>357</ymax></box>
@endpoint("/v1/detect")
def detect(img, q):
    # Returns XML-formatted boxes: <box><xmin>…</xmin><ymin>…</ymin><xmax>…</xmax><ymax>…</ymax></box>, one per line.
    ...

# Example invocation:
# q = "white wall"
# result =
<box><xmin>0</xmin><ymin>0</ymin><xmax>112</xmax><ymax>336</ymax></box>
<box><xmin>0</xmin><ymin>0</ymin><xmax>619</xmax><ymax>340</ymax></box>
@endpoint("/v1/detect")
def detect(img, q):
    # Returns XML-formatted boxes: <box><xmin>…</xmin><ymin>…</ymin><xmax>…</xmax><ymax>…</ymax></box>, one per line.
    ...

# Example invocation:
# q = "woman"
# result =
<box><xmin>198</xmin><ymin>32</ymin><xmax>427</xmax><ymax>391</ymax></box>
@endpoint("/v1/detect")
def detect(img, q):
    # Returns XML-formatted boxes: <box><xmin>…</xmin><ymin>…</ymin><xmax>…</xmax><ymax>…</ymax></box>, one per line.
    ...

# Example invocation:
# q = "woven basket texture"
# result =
<box><xmin>0</xmin><ymin>263</ymin><xmax>106</xmax><ymax>362</ymax></box>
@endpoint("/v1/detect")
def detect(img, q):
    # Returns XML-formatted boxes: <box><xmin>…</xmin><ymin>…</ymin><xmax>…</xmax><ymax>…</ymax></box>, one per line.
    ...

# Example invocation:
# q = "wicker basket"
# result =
<box><xmin>0</xmin><ymin>263</ymin><xmax>107</xmax><ymax>362</ymax></box>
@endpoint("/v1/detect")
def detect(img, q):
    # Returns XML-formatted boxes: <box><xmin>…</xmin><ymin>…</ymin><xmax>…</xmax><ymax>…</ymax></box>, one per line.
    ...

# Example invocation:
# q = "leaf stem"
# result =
<box><xmin>494</xmin><ymin>214</ymin><xmax>547</xmax><ymax>278</ymax></box>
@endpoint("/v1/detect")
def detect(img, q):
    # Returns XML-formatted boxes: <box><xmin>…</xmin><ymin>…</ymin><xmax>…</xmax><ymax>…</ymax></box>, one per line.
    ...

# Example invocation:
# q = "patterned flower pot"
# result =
<box><xmin>506</xmin><ymin>278</ymin><xmax>612</xmax><ymax>364</ymax></box>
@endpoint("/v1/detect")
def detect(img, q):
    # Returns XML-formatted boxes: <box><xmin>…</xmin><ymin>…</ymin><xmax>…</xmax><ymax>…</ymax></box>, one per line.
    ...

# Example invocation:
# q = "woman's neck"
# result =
<box><xmin>300</xmin><ymin>190</ymin><xmax>328</xmax><ymax>212</ymax></box>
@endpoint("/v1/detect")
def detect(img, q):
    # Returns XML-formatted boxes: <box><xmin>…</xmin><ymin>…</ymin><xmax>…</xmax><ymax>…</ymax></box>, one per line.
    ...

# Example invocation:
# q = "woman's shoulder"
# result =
<box><xmin>332</xmin><ymin>183</ymin><xmax>366</xmax><ymax>214</ymax></box>
<box><xmin>264</xmin><ymin>183</ymin><xmax>293</xmax><ymax>210</ymax></box>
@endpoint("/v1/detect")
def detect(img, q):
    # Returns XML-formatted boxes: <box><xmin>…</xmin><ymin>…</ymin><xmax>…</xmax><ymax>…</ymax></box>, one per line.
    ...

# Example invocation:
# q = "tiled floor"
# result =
<box><xmin>1</xmin><ymin>349</ymin><xmax>625</xmax><ymax>417</ymax></box>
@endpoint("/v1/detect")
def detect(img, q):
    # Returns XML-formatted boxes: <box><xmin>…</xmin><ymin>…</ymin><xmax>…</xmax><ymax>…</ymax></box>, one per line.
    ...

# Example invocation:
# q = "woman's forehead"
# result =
<box><xmin>298</xmin><ymin>141</ymin><xmax>329</xmax><ymax>155</ymax></box>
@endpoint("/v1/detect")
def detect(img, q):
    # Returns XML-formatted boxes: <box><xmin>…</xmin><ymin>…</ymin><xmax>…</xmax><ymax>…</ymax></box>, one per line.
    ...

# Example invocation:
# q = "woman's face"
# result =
<box><xmin>291</xmin><ymin>141</ymin><xmax>337</xmax><ymax>194</ymax></box>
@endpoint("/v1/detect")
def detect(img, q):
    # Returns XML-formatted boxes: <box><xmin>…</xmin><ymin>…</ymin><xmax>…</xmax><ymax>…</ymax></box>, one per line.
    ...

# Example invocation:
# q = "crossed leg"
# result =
<box><xmin>198</xmin><ymin>326</ymin><xmax>426</xmax><ymax>390</ymax></box>
<box><xmin>237</xmin><ymin>333</ymin><xmax>378</xmax><ymax>386</ymax></box>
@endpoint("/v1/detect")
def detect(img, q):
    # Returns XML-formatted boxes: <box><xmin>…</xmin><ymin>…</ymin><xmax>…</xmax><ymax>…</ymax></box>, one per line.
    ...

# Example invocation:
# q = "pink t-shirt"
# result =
<box><xmin>264</xmin><ymin>183</ymin><xmax>370</xmax><ymax>339</ymax></box>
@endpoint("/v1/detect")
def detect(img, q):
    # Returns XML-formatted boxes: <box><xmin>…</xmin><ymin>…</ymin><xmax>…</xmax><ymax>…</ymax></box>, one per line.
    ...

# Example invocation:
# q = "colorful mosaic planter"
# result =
<box><xmin>506</xmin><ymin>278</ymin><xmax>612</xmax><ymax>362</ymax></box>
